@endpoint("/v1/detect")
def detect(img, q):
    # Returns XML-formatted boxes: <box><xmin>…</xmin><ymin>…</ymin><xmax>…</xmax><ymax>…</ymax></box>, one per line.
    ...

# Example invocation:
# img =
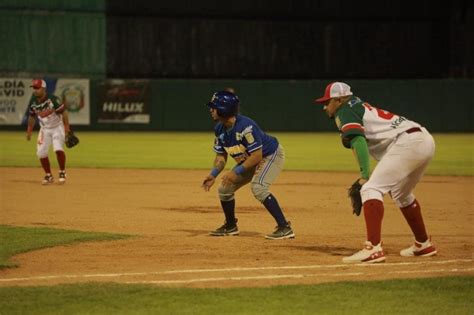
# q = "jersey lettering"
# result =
<box><xmin>225</xmin><ymin>144</ymin><xmax>247</xmax><ymax>156</ymax></box>
<box><xmin>337</xmin><ymin>97</ymin><xmax>422</xmax><ymax>161</ymax></box>
<box><xmin>363</xmin><ymin>102</ymin><xmax>395</xmax><ymax>120</ymax></box>
<box><xmin>213</xmin><ymin>115</ymin><xmax>278</xmax><ymax>163</ymax></box>
<box><xmin>224</xmin><ymin>144</ymin><xmax>249</xmax><ymax>163</ymax></box>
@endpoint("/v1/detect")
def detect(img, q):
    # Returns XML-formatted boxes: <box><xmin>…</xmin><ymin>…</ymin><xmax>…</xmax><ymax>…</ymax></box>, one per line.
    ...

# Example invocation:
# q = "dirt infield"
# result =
<box><xmin>0</xmin><ymin>168</ymin><xmax>472</xmax><ymax>288</ymax></box>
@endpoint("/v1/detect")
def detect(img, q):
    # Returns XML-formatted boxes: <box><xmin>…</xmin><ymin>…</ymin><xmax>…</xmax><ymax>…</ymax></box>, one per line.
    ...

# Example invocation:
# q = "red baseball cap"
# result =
<box><xmin>31</xmin><ymin>79</ymin><xmax>46</xmax><ymax>89</ymax></box>
<box><xmin>314</xmin><ymin>82</ymin><xmax>352</xmax><ymax>103</ymax></box>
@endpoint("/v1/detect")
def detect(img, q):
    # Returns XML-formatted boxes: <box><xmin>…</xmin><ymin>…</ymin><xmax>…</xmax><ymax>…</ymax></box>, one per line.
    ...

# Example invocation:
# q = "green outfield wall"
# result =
<box><xmin>87</xmin><ymin>79</ymin><xmax>473</xmax><ymax>132</ymax></box>
<box><xmin>0</xmin><ymin>79</ymin><xmax>472</xmax><ymax>132</ymax></box>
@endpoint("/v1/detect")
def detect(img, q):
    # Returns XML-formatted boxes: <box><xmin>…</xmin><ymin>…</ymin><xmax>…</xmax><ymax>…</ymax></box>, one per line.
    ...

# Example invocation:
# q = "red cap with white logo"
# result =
<box><xmin>314</xmin><ymin>82</ymin><xmax>353</xmax><ymax>103</ymax></box>
<box><xmin>30</xmin><ymin>79</ymin><xmax>47</xmax><ymax>89</ymax></box>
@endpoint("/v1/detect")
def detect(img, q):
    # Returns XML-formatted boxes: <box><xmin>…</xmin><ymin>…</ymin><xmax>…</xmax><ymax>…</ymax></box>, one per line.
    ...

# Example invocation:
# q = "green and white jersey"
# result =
<box><xmin>335</xmin><ymin>96</ymin><xmax>421</xmax><ymax>160</ymax></box>
<box><xmin>28</xmin><ymin>94</ymin><xmax>65</xmax><ymax>129</ymax></box>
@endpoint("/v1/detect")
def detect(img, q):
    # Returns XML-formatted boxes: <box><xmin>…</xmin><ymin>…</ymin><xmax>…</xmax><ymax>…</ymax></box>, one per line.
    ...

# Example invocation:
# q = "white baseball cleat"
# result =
<box><xmin>58</xmin><ymin>171</ymin><xmax>67</xmax><ymax>184</ymax></box>
<box><xmin>400</xmin><ymin>237</ymin><xmax>437</xmax><ymax>257</ymax></box>
<box><xmin>42</xmin><ymin>174</ymin><xmax>54</xmax><ymax>185</ymax></box>
<box><xmin>343</xmin><ymin>241</ymin><xmax>386</xmax><ymax>264</ymax></box>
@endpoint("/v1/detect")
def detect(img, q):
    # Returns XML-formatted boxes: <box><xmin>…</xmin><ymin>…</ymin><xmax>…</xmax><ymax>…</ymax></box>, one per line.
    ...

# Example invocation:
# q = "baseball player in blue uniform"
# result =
<box><xmin>202</xmin><ymin>91</ymin><xmax>295</xmax><ymax>239</ymax></box>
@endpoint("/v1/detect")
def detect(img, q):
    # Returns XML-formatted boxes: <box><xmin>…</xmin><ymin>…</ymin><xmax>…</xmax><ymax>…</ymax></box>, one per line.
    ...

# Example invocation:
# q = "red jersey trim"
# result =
<box><xmin>341</xmin><ymin>123</ymin><xmax>364</xmax><ymax>133</ymax></box>
<box><xmin>55</xmin><ymin>104</ymin><xmax>65</xmax><ymax>113</ymax></box>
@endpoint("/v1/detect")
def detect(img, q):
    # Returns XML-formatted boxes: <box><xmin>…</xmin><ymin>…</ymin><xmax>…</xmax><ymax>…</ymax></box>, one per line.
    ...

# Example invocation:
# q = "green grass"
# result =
<box><xmin>0</xmin><ymin>131</ymin><xmax>472</xmax><ymax>175</ymax></box>
<box><xmin>0</xmin><ymin>276</ymin><xmax>472</xmax><ymax>314</ymax></box>
<box><xmin>0</xmin><ymin>132</ymin><xmax>472</xmax><ymax>313</ymax></box>
<box><xmin>0</xmin><ymin>225</ymin><xmax>130</xmax><ymax>269</ymax></box>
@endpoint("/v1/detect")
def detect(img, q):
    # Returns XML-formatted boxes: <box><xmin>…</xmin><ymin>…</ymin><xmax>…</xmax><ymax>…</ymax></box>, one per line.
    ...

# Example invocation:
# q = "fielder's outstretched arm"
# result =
<box><xmin>350</xmin><ymin>135</ymin><xmax>370</xmax><ymax>180</ymax></box>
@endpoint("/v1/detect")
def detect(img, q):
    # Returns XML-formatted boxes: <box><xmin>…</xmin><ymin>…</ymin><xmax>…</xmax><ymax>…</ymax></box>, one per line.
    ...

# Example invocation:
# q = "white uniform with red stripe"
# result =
<box><xmin>336</xmin><ymin>96</ymin><xmax>435</xmax><ymax>207</ymax></box>
<box><xmin>28</xmin><ymin>94</ymin><xmax>66</xmax><ymax>158</ymax></box>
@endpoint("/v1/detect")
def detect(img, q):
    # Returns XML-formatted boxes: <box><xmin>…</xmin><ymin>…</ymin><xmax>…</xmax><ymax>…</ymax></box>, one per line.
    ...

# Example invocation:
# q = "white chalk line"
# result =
<box><xmin>388</xmin><ymin>267</ymin><xmax>474</xmax><ymax>275</ymax></box>
<box><xmin>126</xmin><ymin>268</ymin><xmax>474</xmax><ymax>285</ymax></box>
<box><xmin>125</xmin><ymin>273</ymin><xmax>365</xmax><ymax>285</ymax></box>
<box><xmin>162</xmin><ymin>259</ymin><xmax>473</xmax><ymax>274</ymax></box>
<box><xmin>0</xmin><ymin>259</ymin><xmax>472</xmax><ymax>283</ymax></box>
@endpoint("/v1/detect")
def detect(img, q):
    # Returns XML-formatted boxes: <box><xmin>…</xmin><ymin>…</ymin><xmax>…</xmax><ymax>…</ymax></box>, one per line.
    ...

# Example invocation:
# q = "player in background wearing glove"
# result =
<box><xmin>26</xmin><ymin>79</ymin><xmax>71</xmax><ymax>185</ymax></box>
<box><xmin>314</xmin><ymin>82</ymin><xmax>437</xmax><ymax>264</ymax></box>
<box><xmin>65</xmin><ymin>130</ymin><xmax>80</xmax><ymax>148</ymax></box>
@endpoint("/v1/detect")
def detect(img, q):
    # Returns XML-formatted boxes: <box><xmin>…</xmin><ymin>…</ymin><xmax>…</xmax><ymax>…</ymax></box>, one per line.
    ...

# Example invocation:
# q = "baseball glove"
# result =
<box><xmin>65</xmin><ymin>130</ymin><xmax>79</xmax><ymax>148</ymax></box>
<box><xmin>348</xmin><ymin>178</ymin><xmax>363</xmax><ymax>216</ymax></box>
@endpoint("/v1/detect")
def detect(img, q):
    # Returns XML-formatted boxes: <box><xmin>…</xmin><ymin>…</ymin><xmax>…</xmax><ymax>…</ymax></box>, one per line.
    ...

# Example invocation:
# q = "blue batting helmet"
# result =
<box><xmin>206</xmin><ymin>91</ymin><xmax>239</xmax><ymax>118</ymax></box>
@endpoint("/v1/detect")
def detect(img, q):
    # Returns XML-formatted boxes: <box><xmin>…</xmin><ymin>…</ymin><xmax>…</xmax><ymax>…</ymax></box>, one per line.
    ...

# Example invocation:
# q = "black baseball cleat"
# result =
<box><xmin>209</xmin><ymin>219</ymin><xmax>239</xmax><ymax>236</ymax></box>
<box><xmin>265</xmin><ymin>222</ymin><xmax>295</xmax><ymax>240</ymax></box>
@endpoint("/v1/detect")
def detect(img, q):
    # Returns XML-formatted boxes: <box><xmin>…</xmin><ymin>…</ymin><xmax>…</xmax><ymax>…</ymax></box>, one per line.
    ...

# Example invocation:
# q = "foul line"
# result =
<box><xmin>125</xmin><ymin>273</ymin><xmax>366</xmax><ymax>285</ymax></box>
<box><xmin>126</xmin><ymin>268</ymin><xmax>474</xmax><ymax>285</ymax></box>
<box><xmin>0</xmin><ymin>259</ymin><xmax>472</xmax><ymax>283</ymax></box>
<box><xmin>162</xmin><ymin>259</ymin><xmax>473</xmax><ymax>274</ymax></box>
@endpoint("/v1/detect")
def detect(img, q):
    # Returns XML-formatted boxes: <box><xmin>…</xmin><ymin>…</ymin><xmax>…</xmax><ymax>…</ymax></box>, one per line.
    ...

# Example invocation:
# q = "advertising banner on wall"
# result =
<box><xmin>97</xmin><ymin>79</ymin><xmax>150</xmax><ymax>124</ymax></box>
<box><xmin>0</xmin><ymin>78</ymin><xmax>90</xmax><ymax>125</ymax></box>
<box><xmin>55</xmin><ymin>79</ymin><xmax>90</xmax><ymax>125</ymax></box>
<box><xmin>0</xmin><ymin>78</ymin><xmax>30</xmax><ymax>125</ymax></box>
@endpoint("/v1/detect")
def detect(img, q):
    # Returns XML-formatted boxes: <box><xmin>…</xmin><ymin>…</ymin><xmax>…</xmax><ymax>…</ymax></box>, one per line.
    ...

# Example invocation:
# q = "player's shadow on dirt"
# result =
<box><xmin>175</xmin><ymin>229</ymin><xmax>261</xmax><ymax>237</ymax></box>
<box><xmin>288</xmin><ymin>245</ymin><xmax>356</xmax><ymax>256</ymax></box>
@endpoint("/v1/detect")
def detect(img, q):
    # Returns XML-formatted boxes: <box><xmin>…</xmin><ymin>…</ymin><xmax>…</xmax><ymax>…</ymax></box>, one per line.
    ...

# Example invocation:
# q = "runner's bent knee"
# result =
<box><xmin>218</xmin><ymin>184</ymin><xmax>235</xmax><ymax>201</ymax></box>
<box><xmin>251</xmin><ymin>182</ymin><xmax>270</xmax><ymax>202</ymax></box>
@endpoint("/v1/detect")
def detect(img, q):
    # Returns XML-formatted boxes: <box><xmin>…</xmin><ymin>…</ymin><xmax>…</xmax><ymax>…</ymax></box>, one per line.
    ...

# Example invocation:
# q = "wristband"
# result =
<box><xmin>233</xmin><ymin>165</ymin><xmax>245</xmax><ymax>175</ymax></box>
<box><xmin>210</xmin><ymin>168</ymin><xmax>220</xmax><ymax>178</ymax></box>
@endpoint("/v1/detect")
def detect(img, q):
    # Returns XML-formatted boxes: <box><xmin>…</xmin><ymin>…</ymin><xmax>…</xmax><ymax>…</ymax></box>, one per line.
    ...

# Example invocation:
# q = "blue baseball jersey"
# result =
<box><xmin>213</xmin><ymin>115</ymin><xmax>279</xmax><ymax>164</ymax></box>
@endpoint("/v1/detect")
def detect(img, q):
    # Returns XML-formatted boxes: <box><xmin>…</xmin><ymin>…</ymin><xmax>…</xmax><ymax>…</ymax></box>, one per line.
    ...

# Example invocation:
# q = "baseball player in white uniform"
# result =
<box><xmin>26</xmin><ymin>79</ymin><xmax>70</xmax><ymax>185</ymax></box>
<box><xmin>314</xmin><ymin>82</ymin><xmax>437</xmax><ymax>263</ymax></box>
